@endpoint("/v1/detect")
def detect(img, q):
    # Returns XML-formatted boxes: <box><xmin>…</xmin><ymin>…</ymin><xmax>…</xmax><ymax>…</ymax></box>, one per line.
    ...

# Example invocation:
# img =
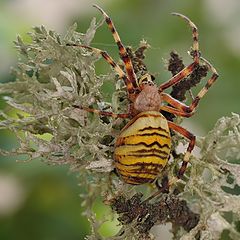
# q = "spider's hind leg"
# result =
<box><xmin>167</xmin><ymin>121</ymin><xmax>196</xmax><ymax>188</ymax></box>
<box><xmin>155</xmin><ymin>175</ymin><xmax>170</xmax><ymax>193</ymax></box>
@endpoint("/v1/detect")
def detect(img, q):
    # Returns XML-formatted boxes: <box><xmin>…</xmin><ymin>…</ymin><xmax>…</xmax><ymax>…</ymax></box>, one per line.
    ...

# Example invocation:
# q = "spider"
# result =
<box><xmin>70</xmin><ymin>5</ymin><xmax>219</xmax><ymax>190</ymax></box>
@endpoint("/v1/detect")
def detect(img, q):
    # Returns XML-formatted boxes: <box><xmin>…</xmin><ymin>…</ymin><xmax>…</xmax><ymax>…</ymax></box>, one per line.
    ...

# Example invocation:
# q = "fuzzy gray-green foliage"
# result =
<box><xmin>0</xmin><ymin>18</ymin><xmax>240</xmax><ymax>240</ymax></box>
<box><xmin>0</xmin><ymin>19</ymin><xmax>111</xmax><ymax>169</ymax></box>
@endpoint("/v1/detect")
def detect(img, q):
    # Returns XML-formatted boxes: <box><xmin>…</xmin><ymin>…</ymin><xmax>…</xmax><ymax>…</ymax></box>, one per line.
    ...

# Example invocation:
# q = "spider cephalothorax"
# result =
<box><xmin>134</xmin><ymin>83</ymin><xmax>161</xmax><ymax>112</ymax></box>
<box><xmin>70</xmin><ymin>5</ymin><xmax>219</xmax><ymax>189</ymax></box>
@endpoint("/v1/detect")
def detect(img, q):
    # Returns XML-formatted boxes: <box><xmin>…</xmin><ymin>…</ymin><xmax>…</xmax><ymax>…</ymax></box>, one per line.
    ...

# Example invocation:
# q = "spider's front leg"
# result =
<box><xmin>160</xmin><ymin>58</ymin><xmax>219</xmax><ymax>116</ymax></box>
<box><xmin>159</xmin><ymin>13</ymin><xmax>201</xmax><ymax>92</ymax></box>
<box><xmin>188</xmin><ymin>57</ymin><xmax>219</xmax><ymax>112</ymax></box>
<box><xmin>172</xmin><ymin>13</ymin><xmax>200</xmax><ymax>64</ymax></box>
<box><xmin>93</xmin><ymin>4</ymin><xmax>138</xmax><ymax>90</ymax></box>
<box><xmin>66</xmin><ymin>44</ymin><xmax>135</xmax><ymax>96</ymax></box>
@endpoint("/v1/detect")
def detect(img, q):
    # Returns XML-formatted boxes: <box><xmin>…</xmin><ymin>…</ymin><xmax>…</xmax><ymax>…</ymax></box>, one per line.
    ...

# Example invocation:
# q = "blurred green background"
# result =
<box><xmin>0</xmin><ymin>0</ymin><xmax>239</xmax><ymax>239</ymax></box>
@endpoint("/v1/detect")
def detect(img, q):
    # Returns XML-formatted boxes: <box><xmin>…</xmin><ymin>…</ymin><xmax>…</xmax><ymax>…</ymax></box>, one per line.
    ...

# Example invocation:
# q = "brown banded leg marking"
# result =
<box><xmin>188</xmin><ymin>57</ymin><xmax>219</xmax><ymax>111</ymax></box>
<box><xmin>161</xmin><ymin>58</ymin><xmax>219</xmax><ymax>113</ymax></box>
<box><xmin>66</xmin><ymin>44</ymin><xmax>135</xmax><ymax>95</ymax></box>
<box><xmin>151</xmin><ymin>121</ymin><xmax>196</xmax><ymax>194</ymax></box>
<box><xmin>148</xmin><ymin>121</ymin><xmax>196</xmax><ymax>197</ymax></box>
<box><xmin>72</xmin><ymin>105</ymin><xmax>130</xmax><ymax>118</ymax></box>
<box><xmin>159</xmin><ymin>13</ymin><xmax>201</xmax><ymax>92</ymax></box>
<box><xmin>160</xmin><ymin>105</ymin><xmax>193</xmax><ymax>118</ymax></box>
<box><xmin>159</xmin><ymin>62</ymin><xmax>197</xmax><ymax>91</ymax></box>
<box><xmin>93</xmin><ymin>4</ymin><xmax>138</xmax><ymax>90</ymax></box>
<box><xmin>172</xmin><ymin>13</ymin><xmax>200</xmax><ymax>64</ymax></box>
<box><xmin>161</xmin><ymin>93</ymin><xmax>191</xmax><ymax>112</ymax></box>
<box><xmin>167</xmin><ymin>121</ymin><xmax>196</xmax><ymax>179</ymax></box>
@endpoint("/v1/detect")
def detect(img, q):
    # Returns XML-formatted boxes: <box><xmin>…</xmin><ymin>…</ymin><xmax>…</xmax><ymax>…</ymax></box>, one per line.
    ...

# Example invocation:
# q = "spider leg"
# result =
<box><xmin>188</xmin><ymin>57</ymin><xmax>219</xmax><ymax>112</ymax></box>
<box><xmin>144</xmin><ymin>122</ymin><xmax>195</xmax><ymax>200</ymax></box>
<box><xmin>166</xmin><ymin>121</ymin><xmax>196</xmax><ymax>189</ymax></box>
<box><xmin>159</xmin><ymin>62</ymin><xmax>196</xmax><ymax>91</ymax></box>
<box><xmin>93</xmin><ymin>5</ymin><xmax>138</xmax><ymax>90</ymax></box>
<box><xmin>159</xmin><ymin>13</ymin><xmax>201</xmax><ymax>92</ymax></box>
<box><xmin>160</xmin><ymin>105</ymin><xmax>193</xmax><ymax>118</ymax></box>
<box><xmin>172</xmin><ymin>13</ymin><xmax>200</xmax><ymax>64</ymax></box>
<box><xmin>161</xmin><ymin>58</ymin><xmax>219</xmax><ymax>114</ymax></box>
<box><xmin>73</xmin><ymin>105</ymin><xmax>130</xmax><ymax>118</ymax></box>
<box><xmin>161</xmin><ymin>93</ymin><xmax>190</xmax><ymax>112</ymax></box>
<box><xmin>67</xmin><ymin>44</ymin><xmax>135</xmax><ymax>94</ymax></box>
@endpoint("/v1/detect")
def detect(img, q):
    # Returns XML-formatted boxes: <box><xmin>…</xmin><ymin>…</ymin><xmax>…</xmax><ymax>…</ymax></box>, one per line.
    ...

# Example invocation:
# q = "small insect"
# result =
<box><xmin>71</xmin><ymin>5</ymin><xmax>218</xmax><ymax>188</ymax></box>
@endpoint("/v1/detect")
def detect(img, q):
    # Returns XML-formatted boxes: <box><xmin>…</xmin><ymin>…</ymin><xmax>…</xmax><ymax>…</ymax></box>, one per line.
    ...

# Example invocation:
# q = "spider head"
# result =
<box><xmin>134</xmin><ymin>73</ymin><xmax>161</xmax><ymax>112</ymax></box>
<box><xmin>138</xmin><ymin>73</ymin><xmax>155</xmax><ymax>89</ymax></box>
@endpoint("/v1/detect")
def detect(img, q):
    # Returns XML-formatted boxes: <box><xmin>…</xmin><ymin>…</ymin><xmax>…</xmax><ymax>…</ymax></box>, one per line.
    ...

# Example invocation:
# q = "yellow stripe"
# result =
<box><xmin>115</xmin><ymin>162</ymin><xmax>161</xmax><ymax>173</ymax></box>
<box><xmin>114</xmin><ymin>111</ymin><xmax>171</xmax><ymax>184</ymax></box>
<box><xmin>114</xmin><ymin>145</ymin><xmax>170</xmax><ymax>156</ymax></box>
<box><xmin>115</xmin><ymin>155</ymin><xmax>168</xmax><ymax>166</ymax></box>
<box><xmin>115</xmin><ymin>162</ymin><xmax>142</xmax><ymax>172</ymax></box>
<box><xmin>119</xmin><ymin>111</ymin><xmax>169</xmax><ymax>138</ymax></box>
<box><xmin>119</xmin><ymin>171</ymin><xmax>157</xmax><ymax>180</ymax></box>
<box><xmin>118</xmin><ymin>134</ymin><xmax>170</xmax><ymax>147</ymax></box>
<box><xmin>197</xmin><ymin>87</ymin><xmax>207</xmax><ymax>98</ymax></box>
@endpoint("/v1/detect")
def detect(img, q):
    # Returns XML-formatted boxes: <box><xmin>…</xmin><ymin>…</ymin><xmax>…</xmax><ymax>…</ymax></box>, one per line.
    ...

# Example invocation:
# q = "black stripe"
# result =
<box><xmin>118</xmin><ymin>165</ymin><xmax>162</xmax><ymax>175</ymax></box>
<box><xmin>120</xmin><ymin>153</ymin><xmax>168</xmax><ymax>159</ymax></box>
<box><xmin>110</xmin><ymin>27</ymin><xmax>115</xmax><ymax>33</ymax></box>
<box><xmin>138</xmin><ymin>126</ymin><xmax>168</xmax><ymax>134</ymax></box>
<box><xmin>192</xmin><ymin>27</ymin><xmax>198</xmax><ymax>33</ymax></box>
<box><xmin>116</xmin><ymin>161</ymin><xmax>165</xmax><ymax>167</ymax></box>
<box><xmin>193</xmin><ymin>36</ymin><xmax>198</xmax><ymax>41</ymax></box>
<box><xmin>122</xmin><ymin>175</ymin><xmax>154</xmax><ymax>184</ymax></box>
<box><xmin>131</xmin><ymin>148</ymin><xmax>170</xmax><ymax>156</ymax></box>
<box><xmin>135</xmin><ymin>132</ymin><xmax>170</xmax><ymax>139</ymax></box>
<box><xmin>213</xmin><ymin>73</ymin><xmax>219</xmax><ymax>79</ymax></box>
<box><xmin>192</xmin><ymin>96</ymin><xmax>200</xmax><ymax>107</ymax></box>
<box><xmin>117</xmin><ymin>41</ymin><xmax>125</xmax><ymax>51</ymax></box>
<box><xmin>120</xmin><ymin>132</ymin><xmax>170</xmax><ymax>145</ymax></box>
<box><xmin>121</xmin><ymin>113</ymin><xmax>163</xmax><ymax>131</ymax></box>
<box><xmin>205</xmin><ymin>83</ymin><xmax>211</xmax><ymax>90</ymax></box>
<box><xmin>117</xmin><ymin>141</ymin><xmax>170</xmax><ymax>149</ymax></box>
<box><xmin>119</xmin><ymin>170</ymin><xmax>158</xmax><ymax>177</ymax></box>
<box><xmin>106</xmin><ymin>17</ymin><xmax>111</xmax><ymax>24</ymax></box>
<box><xmin>126</xmin><ymin>170</ymin><xmax>159</xmax><ymax>175</ymax></box>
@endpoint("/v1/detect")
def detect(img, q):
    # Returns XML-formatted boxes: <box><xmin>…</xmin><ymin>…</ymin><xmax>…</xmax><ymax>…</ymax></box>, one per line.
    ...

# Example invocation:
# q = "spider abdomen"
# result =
<box><xmin>114</xmin><ymin>111</ymin><xmax>171</xmax><ymax>184</ymax></box>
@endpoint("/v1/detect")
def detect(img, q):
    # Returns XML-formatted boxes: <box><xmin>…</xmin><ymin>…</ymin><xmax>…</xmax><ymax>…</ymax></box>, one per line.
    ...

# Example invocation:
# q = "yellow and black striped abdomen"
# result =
<box><xmin>114</xmin><ymin>111</ymin><xmax>171</xmax><ymax>185</ymax></box>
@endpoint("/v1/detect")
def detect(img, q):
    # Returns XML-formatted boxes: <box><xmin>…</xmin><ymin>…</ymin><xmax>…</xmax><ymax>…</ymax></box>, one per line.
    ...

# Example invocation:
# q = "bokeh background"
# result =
<box><xmin>0</xmin><ymin>0</ymin><xmax>239</xmax><ymax>239</ymax></box>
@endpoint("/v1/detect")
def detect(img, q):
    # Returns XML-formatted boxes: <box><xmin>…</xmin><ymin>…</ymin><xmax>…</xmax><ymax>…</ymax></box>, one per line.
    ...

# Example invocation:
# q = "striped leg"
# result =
<box><xmin>93</xmin><ymin>5</ymin><xmax>138</xmax><ymax>90</ymax></box>
<box><xmin>160</xmin><ymin>105</ymin><xmax>193</xmax><ymax>118</ymax></box>
<box><xmin>73</xmin><ymin>105</ymin><xmax>130</xmax><ymax>118</ymax></box>
<box><xmin>144</xmin><ymin>120</ymin><xmax>196</xmax><ymax>200</ymax></box>
<box><xmin>67</xmin><ymin>44</ymin><xmax>135</xmax><ymax>94</ymax></box>
<box><xmin>172</xmin><ymin>13</ymin><xmax>200</xmax><ymax>64</ymax></box>
<box><xmin>159</xmin><ymin>62</ymin><xmax>196</xmax><ymax>91</ymax></box>
<box><xmin>159</xmin><ymin>13</ymin><xmax>200</xmax><ymax>92</ymax></box>
<box><xmin>188</xmin><ymin>57</ymin><xmax>219</xmax><ymax>112</ymax></box>
<box><xmin>168</xmin><ymin>121</ymin><xmax>196</xmax><ymax>179</ymax></box>
<box><xmin>158</xmin><ymin>121</ymin><xmax>196</xmax><ymax>193</ymax></box>
<box><xmin>161</xmin><ymin>58</ymin><xmax>219</xmax><ymax>114</ymax></box>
